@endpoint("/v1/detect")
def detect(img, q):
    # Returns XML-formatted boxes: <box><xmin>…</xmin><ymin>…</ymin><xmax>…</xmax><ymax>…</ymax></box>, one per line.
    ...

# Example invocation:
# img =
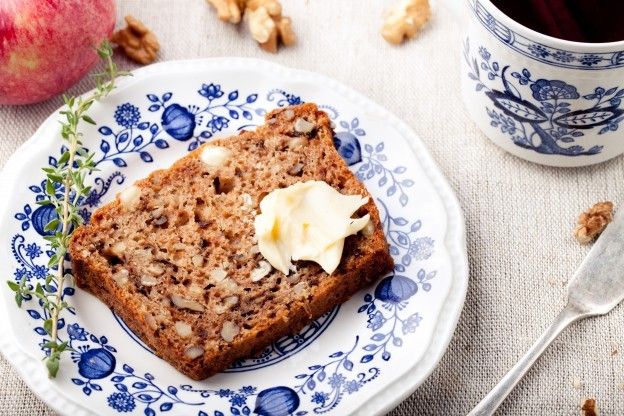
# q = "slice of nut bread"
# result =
<box><xmin>69</xmin><ymin>103</ymin><xmax>394</xmax><ymax>380</ymax></box>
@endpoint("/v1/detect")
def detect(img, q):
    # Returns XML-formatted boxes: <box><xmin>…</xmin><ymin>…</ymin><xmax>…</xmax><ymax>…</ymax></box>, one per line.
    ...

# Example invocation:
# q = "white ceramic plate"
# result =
<box><xmin>0</xmin><ymin>58</ymin><xmax>467</xmax><ymax>416</ymax></box>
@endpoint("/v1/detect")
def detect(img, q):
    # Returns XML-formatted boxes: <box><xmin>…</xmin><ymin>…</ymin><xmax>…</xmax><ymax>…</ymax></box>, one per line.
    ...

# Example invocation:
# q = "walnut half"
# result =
<box><xmin>206</xmin><ymin>0</ymin><xmax>296</xmax><ymax>53</ymax></box>
<box><xmin>246</xmin><ymin>0</ymin><xmax>295</xmax><ymax>53</ymax></box>
<box><xmin>573</xmin><ymin>201</ymin><xmax>614</xmax><ymax>244</ymax></box>
<box><xmin>111</xmin><ymin>16</ymin><xmax>160</xmax><ymax>65</ymax></box>
<box><xmin>206</xmin><ymin>0</ymin><xmax>246</xmax><ymax>24</ymax></box>
<box><xmin>381</xmin><ymin>0</ymin><xmax>431</xmax><ymax>45</ymax></box>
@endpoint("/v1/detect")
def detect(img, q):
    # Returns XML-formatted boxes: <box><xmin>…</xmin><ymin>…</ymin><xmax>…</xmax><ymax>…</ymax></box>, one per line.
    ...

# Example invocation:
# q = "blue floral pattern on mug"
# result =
<box><xmin>464</xmin><ymin>39</ymin><xmax>624</xmax><ymax>156</ymax></box>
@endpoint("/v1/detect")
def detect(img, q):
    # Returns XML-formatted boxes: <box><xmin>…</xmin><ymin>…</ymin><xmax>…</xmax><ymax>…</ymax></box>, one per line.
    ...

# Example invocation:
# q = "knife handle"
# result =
<box><xmin>467</xmin><ymin>305</ymin><xmax>586</xmax><ymax>416</ymax></box>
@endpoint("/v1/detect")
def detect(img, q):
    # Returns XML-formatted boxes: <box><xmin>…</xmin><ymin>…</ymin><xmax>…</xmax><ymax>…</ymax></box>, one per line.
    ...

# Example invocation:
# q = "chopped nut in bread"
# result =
<box><xmin>200</xmin><ymin>145</ymin><xmax>232</xmax><ymax>167</ymax></box>
<box><xmin>209</xmin><ymin>268</ymin><xmax>228</xmax><ymax>282</ymax></box>
<box><xmin>294</xmin><ymin>117</ymin><xmax>315</xmax><ymax>134</ymax></box>
<box><xmin>171</xmin><ymin>295</ymin><xmax>205</xmax><ymax>312</ymax></box>
<box><xmin>221</xmin><ymin>321</ymin><xmax>240</xmax><ymax>342</ymax></box>
<box><xmin>251</xmin><ymin>260</ymin><xmax>272</xmax><ymax>282</ymax></box>
<box><xmin>185</xmin><ymin>346</ymin><xmax>204</xmax><ymax>359</ymax></box>
<box><xmin>119</xmin><ymin>185</ymin><xmax>141</xmax><ymax>209</ymax></box>
<box><xmin>174</xmin><ymin>321</ymin><xmax>193</xmax><ymax>338</ymax></box>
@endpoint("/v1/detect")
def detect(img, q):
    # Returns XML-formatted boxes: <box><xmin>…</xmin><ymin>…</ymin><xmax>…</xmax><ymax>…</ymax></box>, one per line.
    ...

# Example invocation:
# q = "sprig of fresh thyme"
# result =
<box><xmin>7</xmin><ymin>41</ymin><xmax>129</xmax><ymax>378</ymax></box>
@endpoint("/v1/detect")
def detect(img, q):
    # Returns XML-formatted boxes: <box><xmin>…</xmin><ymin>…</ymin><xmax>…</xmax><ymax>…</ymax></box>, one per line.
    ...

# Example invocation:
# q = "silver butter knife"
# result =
<box><xmin>470</xmin><ymin>211</ymin><xmax>624</xmax><ymax>415</ymax></box>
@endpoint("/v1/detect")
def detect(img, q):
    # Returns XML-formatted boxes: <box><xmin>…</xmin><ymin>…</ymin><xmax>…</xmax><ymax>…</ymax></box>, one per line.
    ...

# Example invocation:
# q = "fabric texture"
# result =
<box><xmin>1</xmin><ymin>1</ymin><xmax>624</xmax><ymax>415</ymax></box>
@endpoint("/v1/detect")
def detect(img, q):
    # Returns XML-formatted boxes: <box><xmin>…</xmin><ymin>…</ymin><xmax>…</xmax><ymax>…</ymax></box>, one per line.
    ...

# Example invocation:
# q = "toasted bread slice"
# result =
<box><xmin>69</xmin><ymin>103</ymin><xmax>393</xmax><ymax>379</ymax></box>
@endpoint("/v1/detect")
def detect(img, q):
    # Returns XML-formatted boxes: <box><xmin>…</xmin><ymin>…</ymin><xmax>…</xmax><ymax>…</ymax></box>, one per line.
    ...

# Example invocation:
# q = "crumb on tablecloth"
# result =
<box><xmin>573</xmin><ymin>201</ymin><xmax>613</xmax><ymax>244</ymax></box>
<box><xmin>572</xmin><ymin>377</ymin><xmax>584</xmax><ymax>389</ymax></box>
<box><xmin>611</xmin><ymin>342</ymin><xmax>619</xmax><ymax>357</ymax></box>
<box><xmin>581</xmin><ymin>398</ymin><xmax>598</xmax><ymax>416</ymax></box>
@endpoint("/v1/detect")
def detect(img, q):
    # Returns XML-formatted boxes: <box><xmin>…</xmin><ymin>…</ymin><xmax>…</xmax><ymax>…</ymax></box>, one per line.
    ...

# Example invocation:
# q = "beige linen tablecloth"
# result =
<box><xmin>2</xmin><ymin>1</ymin><xmax>624</xmax><ymax>414</ymax></box>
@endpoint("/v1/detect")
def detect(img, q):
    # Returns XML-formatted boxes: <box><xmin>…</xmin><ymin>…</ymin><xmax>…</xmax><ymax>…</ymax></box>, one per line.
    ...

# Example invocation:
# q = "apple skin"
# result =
<box><xmin>0</xmin><ymin>0</ymin><xmax>116</xmax><ymax>105</ymax></box>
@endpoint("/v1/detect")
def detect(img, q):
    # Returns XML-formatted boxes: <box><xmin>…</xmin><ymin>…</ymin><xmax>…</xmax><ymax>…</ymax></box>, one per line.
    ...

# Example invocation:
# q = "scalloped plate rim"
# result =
<box><xmin>0</xmin><ymin>57</ymin><xmax>468</xmax><ymax>416</ymax></box>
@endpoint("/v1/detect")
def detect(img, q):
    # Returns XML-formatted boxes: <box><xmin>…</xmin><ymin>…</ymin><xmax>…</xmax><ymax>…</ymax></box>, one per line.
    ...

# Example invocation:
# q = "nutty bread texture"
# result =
<box><xmin>69</xmin><ymin>103</ymin><xmax>394</xmax><ymax>380</ymax></box>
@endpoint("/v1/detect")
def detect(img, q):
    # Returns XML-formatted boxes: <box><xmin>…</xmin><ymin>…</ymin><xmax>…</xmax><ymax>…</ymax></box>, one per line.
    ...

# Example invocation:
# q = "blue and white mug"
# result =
<box><xmin>457</xmin><ymin>0</ymin><xmax>624</xmax><ymax>167</ymax></box>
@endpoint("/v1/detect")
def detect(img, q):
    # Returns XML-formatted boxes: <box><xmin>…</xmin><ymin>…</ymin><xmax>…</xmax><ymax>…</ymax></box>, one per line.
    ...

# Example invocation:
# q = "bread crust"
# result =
<box><xmin>69</xmin><ymin>103</ymin><xmax>394</xmax><ymax>380</ymax></box>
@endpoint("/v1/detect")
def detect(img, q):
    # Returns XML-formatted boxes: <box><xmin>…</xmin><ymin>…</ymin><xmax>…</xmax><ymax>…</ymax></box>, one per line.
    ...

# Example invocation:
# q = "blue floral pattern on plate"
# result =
<box><xmin>6</xmin><ymin>79</ymin><xmax>441</xmax><ymax>415</ymax></box>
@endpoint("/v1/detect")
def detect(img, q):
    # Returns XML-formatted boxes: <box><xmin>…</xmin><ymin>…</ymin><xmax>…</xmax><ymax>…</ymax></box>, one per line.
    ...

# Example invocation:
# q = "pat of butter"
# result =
<box><xmin>200</xmin><ymin>145</ymin><xmax>231</xmax><ymax>167</ymax></box>
<box><xmin>254</xmin><ymin>181</ymin><xmax>370</xmax><ymax>275</ymax></box>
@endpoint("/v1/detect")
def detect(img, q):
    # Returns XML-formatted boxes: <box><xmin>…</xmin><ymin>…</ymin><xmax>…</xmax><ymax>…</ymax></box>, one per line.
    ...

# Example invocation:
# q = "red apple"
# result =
<box><xmin>0</xmin><ymin>0</ymin><xmax>116</xmax><ymax>105</ymax></box>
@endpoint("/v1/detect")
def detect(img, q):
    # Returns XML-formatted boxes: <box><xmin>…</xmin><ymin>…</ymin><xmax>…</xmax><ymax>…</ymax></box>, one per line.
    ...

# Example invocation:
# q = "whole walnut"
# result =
<box><xmin>112</xmin><ymin>16</ymin><xmax>160</xmax><ymax>65</ymax></box>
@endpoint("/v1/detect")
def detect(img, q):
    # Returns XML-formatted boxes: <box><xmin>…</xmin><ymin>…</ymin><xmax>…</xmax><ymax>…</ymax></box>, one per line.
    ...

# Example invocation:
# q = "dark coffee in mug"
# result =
<box><xmin>491</xmin><ymin>0</ymin><xmax>624</xmax><ymax>43</ymax></box>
